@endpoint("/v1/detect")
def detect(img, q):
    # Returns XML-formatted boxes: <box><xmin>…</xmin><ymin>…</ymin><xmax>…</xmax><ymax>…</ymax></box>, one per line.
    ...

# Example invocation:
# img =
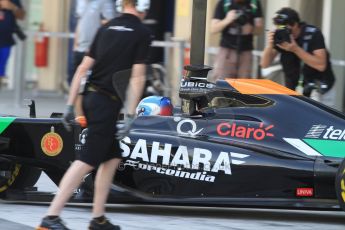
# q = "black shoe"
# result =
<box><xmin>89</xmin><ymin>218</ymin><xmax>120</xmax><ymax>230</ymax></box>
<box><xmin>36</xmin><ymin>216</ymin><xmax>70</xmax><ymax>230</ymax></box>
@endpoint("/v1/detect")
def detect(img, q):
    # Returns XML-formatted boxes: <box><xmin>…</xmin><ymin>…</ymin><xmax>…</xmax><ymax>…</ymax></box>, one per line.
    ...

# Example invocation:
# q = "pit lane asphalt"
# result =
<box><xmin>1</xmin><ymin>200</ymin><xmax>345</xmax><ymax>230</ymax></box>
<box><xmin>1</xmin><ymin>174</ymin><xmax>345</xmax><ymax>230</ymax></box>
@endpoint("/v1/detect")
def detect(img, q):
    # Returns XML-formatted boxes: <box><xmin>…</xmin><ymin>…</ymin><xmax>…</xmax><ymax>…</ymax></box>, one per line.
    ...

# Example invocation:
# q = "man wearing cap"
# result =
<box><xmin>261</xmin><ymin>7</ymin><xmax>335</xmax><ymax>97</ymax></box>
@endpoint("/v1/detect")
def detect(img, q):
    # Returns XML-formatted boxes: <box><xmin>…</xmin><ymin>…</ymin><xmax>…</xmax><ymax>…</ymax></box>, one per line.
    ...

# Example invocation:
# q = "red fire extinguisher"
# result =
<box><xmin>35</xmin><ymin>25</ymin><xmax>49</xmax><ymax>68</ymax></box>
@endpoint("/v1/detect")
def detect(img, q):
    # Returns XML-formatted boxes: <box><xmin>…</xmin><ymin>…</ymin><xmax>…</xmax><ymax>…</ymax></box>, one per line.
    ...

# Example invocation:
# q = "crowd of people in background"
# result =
<box><xmin>0</xmin><ymin>0</ymin><xmax>337</xmax><ymax>99</ymax></box>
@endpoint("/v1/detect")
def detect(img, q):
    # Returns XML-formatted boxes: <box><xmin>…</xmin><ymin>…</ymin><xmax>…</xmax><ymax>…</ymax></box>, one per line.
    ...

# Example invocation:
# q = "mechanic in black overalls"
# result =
<box><xmin>261</xmin><ymin>7</ymin><xmax>335</xmax><ymax>97</ymax></box>
<box><xmin>37</xmin><ymin>0</ymin><xmax>152</xmax><ymax>229</ymax></box>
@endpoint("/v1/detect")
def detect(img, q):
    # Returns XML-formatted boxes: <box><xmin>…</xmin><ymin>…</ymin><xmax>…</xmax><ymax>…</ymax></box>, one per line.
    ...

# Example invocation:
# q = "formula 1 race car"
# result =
<box><xmin>1</xmin><ymin>65</ymin><xmax>345</xmax><ymax>211</ymax></box>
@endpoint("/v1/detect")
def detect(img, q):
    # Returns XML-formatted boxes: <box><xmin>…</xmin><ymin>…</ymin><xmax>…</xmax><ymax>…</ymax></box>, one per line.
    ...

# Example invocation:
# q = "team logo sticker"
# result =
<box><xmin>41</xmin><ymin>126</ymin><xmax>63</xmax><ymax>157</ymax></box>
<box><xmin>217</xmin><ymin>122</ymin><xmax>274</xmax><ymax>141</ymax></box>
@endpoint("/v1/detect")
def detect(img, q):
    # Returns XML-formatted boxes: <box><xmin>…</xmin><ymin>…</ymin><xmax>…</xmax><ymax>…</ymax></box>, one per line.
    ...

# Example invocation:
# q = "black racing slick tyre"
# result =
<box><xmin>335</xmin><ymin>158</ymin><xmax>345</xmax><ymax>211</ymax></box>
<box><xmin>0</xmin><ymin>163</ymin><xmax>41</xmax><ymax>195</ymax></box>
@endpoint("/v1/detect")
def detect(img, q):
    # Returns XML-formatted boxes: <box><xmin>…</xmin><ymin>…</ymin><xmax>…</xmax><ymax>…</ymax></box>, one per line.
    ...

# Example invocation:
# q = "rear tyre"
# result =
<box><xmin>335</xmin><ymin>158</ymin><xmax>345</xmax><ymax>211</ymax></box>
<box><xmin>0</xmin><ymin>163</ymin><xmax>41</xmax><ymax>195</ymax></box>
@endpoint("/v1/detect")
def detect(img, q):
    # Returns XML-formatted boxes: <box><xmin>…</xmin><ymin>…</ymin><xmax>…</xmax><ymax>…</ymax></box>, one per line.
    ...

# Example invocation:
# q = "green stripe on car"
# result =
<box><xmin>303</xmin><ymin>139</ymin><xmax>345</xmax><ymax>158</ymax></box>
<box><xmin>0</xmin><ymin>117</ymin><xmax>16</xmax><ymax>134</ymax></box>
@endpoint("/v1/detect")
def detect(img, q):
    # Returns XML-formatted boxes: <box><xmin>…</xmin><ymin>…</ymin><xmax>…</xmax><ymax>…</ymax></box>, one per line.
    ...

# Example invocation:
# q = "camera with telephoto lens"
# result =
<box><xmin>274</xmin><ymin>25</ymin><xmax>291</xmax><ymax>44</ymax></box>
<box><xmin>234</xmin><ymin>9</ymin><xmax>250</xmax><ymax>26</ymax></box>
<box><xmin>273</xmin><ymin>13</ymin><xmax>291</xmax><ymax>45</ymax></box>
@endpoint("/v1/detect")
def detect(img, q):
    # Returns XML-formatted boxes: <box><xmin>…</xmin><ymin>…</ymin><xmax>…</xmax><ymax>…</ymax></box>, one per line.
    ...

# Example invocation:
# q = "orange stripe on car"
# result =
<box><xmin>225</xmin><ymin>79</ymin><xmax>301</xmax><ymax>95</ymax></box>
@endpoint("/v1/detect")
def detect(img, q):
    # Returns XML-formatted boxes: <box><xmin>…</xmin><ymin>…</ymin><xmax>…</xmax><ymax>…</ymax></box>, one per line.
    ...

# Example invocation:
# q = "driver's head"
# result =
<box><xmin>136</xmin><ymin>96</ymin><xmax>173</xmax><ymax>116</ymax></box>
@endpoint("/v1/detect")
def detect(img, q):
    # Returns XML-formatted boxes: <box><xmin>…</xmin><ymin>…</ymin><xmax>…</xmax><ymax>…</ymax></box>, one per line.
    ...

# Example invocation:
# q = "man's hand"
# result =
<box><xmin>116</xmin><ymin>114</ymin><xmax>135</xmax><ymax>140</ymax></box>
<box><xmin>0</xmin><ymin>0</ymin><xmax>17</xmax><ymax>11</ymax></box>
<box><xmin>277</xmin><ymin>35</ymin><xmax>299</xmax><ymax>53</ymax></box>
<box><xmin>224</xmin><ymin>10</ymin><xmax>238</xmax><ymax>25</ymax></box>
<box><xmin>62</xmin><ymin>105</ymin><xmax>75</xmax><ymax>132</ymax></box>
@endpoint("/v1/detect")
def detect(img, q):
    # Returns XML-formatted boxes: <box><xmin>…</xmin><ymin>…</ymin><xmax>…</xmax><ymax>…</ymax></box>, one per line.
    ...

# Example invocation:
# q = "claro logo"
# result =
<box><xmin>217</xmin><ymin>122</ymin><xmax>274</xmax><ymax>141</ymax></box>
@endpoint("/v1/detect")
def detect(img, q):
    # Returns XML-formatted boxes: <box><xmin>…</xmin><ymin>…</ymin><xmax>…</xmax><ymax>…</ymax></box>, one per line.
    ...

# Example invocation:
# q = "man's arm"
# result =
<box><xmin>0</xmin><ymin>0</ymin><xmax>25</xmax><ymax>19</ymax></box>
<box><xmin>125</xmin><ymin>64</ymin><xmax>146</xmax><ymax>115</ymax></box>
<box><xmin>277</xmin><ymin>37</ymin><xmax>327</xmax><ymax>72</ymax></box>
<box><xmin>260</xmin><ymin>31</ymin><xmax>278</xmax><ymax>68</ymax></box>
<box><xmin>292</xmin><ymin>47</ymin><xmax>326</xmax><ymax>72</ymax></box>
<box><xmin>67</xmin><ymin>56</ymin><xmax>95</xmax><ymax>106</ymax></box>
<box><xmin>210</xmin><ymin>10</ymin><xmax>237</xmax><ymax>34</ymax></box>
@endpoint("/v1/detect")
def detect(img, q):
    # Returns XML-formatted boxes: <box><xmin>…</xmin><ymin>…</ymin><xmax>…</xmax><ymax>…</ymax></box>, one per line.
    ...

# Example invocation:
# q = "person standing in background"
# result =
<box><xmin>68</xmin><ymin>0</ymin><xmax>116</xmax><ymax>86</ymax></box>
<box><xmin>0</xmin><ymin>0</ymin><xmax>25</xmax><ymax>88</ymax></box>
<box><xmin>210</xmin><ymin>0</ymin><xmax>263</xmax><ymax>81</ymax></box>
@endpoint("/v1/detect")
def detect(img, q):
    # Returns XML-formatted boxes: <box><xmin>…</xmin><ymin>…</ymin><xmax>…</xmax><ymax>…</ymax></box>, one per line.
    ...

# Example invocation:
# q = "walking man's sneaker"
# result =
<box><xmin>89</xmin><ymin>218</ymin><xmax>121</xmax><ymax>230</ymax></box>
<box><xmin>36</xmin><ymin>216</ymin><xmax>70</xmax><ymax>230</ymax></box>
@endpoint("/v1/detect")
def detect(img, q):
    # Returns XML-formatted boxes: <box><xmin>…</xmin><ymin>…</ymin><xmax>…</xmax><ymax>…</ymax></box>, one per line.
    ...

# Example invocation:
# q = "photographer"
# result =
<box><xmin>0</xmin><ymin>0</ymin><xmax>25</xmax><ymax>88</ymax></box>
<box><xmin>211</xmin><ymin>0</ymin><xmax>263</xmax><ymax>81</ymax></box>
<box><xmin>261</xmin><ymin>7</ymin><xmax>335</xmax><ymax>97</ymax></box>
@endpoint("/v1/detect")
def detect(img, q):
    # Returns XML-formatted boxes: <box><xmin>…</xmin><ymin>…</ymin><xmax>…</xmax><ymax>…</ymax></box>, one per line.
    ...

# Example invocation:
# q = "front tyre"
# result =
<box><xmin>335</xmin><ymin>158</ymin><xmax>345</xmax><ymax>211</ymax></box>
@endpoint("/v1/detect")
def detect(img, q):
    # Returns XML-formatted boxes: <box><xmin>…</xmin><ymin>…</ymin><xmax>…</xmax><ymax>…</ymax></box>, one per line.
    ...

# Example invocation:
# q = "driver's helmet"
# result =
<box><xmin>136</xmin><ymin>96</ymin><xmax>173</xmax><ymax>116</ymax></box>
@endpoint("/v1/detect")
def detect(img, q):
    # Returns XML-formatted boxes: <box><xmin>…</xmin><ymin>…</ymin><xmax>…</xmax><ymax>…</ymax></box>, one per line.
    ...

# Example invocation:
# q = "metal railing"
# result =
<box><xmin>11</xmin><ymin>31</ymin><xmax>345</xmax><ymax>107</ymax></box>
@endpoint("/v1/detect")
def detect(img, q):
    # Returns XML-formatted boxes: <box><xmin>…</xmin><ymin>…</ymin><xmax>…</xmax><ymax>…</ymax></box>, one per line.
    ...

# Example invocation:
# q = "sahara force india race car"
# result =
<box><xmin>0</xmin><ymin>65</ymin><xmax>345</xmax><ymax>211</ymax></box>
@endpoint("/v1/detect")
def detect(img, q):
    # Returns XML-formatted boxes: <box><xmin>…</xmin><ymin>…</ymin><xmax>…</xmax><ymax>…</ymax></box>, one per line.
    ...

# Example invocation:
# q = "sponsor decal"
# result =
<box><xmin>284</xmin><ymin>138</ymin><xmax>345</xmax><ymax>158</ymax></box>
<box><xmin>283</xmin><ymin>138</ymin><xmax>322</xmax><ymax>156</ymax></box>
<box><xmin>174</xmin><ymin>117</ymin><xmax>203</xmax><ymax>137</ymax></box>
<box><xmin>108</xmin><ymin>26</ymin><xmax>134</xmax><ymax>31</ymax></box>
<box><xmin>303</xmin><ymin>139</ymin><xmax>345</xmax><ymax>158</ymax></box>
<box><xmin>286</xmin><ymin>124</ymin><xmax>345</xmax><ymax>158</ymax></box>
<box><xmin>296</xmin><ymin>188</ymin><xmax>314</xmax><ymax>197</ymax></box>
<box><xmin>120</xmin><ymin>137</ymin><xmax>249</xmax><ymax>183</ymax></box>
<box><xmin>217</xmin><ymin>122</ymin><xmax>274</xmax><ymax>141</ymax></box>
<box><xmin>180</xmin><ymin>81</ymin><xmax>214</xmax><ymax>89</ymax></box>
<box><xmin>0</xmin><ymin>117</ymin><xmax>16</xmax><ymax>135</ymax></box>
<box><xmin>305</xmin><ymin>124</ymin><xmax>345</xmax><ymax>140</ymax></box>
<box><xmin>41</xmin><ymin>127</ymin><xmax>63</xmax><ymax>157</ymax></box>
<box><xmin>75</xmin><ymin>128</ymin><xmax>88</xmax><ymax>152</ymax></box>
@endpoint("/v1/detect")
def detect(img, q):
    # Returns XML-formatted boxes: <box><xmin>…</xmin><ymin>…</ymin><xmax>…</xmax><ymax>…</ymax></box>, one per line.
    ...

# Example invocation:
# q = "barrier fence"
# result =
<box><xmin>11</xmin><ymin>31</ymin><xmax>345</xmax><ymax>106</ymax></box>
